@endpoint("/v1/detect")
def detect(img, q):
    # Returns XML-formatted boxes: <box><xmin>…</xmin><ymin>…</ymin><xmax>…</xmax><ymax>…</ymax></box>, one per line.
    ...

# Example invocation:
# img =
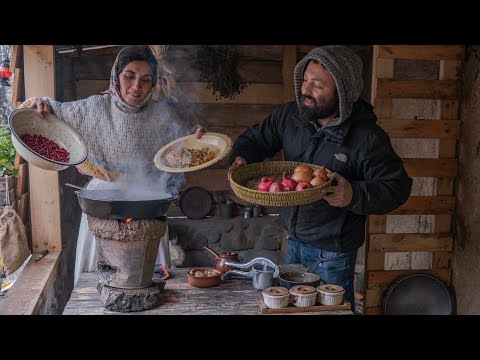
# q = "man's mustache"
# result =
<box><xmin>301</xmin><ymin>94</ymin><xmax>316</xmax><ymax>103</ymax></box>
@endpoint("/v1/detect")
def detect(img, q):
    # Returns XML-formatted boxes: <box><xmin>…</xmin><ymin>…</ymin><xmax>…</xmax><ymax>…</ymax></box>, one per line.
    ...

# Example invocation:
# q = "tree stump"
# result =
<box><xmin>97</xmin><ymin>279</ymin><xmax>166</xmax><ymax>312</ymax></box>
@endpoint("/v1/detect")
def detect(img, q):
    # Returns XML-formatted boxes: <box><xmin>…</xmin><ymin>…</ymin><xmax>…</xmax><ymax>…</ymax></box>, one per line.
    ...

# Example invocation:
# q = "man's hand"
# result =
<box><xmin>194</xmin><ymin>126</ymin><xmax>206</xmax><ymax>139</ymax></box>
<box><xmin>227</xmin><ymin>156</ymin><xmax>247</xmax><ymax>181</ymax></box>
<box><xmin>321</xmin><ymin>172</ymin><xmax>353</xmax><ymax>208</ymax></box>
<box><xmin>19</xmin><ymin>97</ymin><xmax>50</xmax><ymax>119</ymax></box>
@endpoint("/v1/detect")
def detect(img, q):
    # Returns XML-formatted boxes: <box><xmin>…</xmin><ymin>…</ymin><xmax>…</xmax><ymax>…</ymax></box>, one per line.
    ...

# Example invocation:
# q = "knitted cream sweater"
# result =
<box><xmin>45</xmin><ymin>94</ymin><xmax>195</xmax><ymax>194</ymax></box>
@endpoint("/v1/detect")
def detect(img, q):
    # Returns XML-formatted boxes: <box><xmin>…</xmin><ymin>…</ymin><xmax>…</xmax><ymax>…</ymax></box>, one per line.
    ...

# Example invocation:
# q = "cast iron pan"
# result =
<box><xmin>278</xmin><ymin>272</ymin><xmax>321</xmax><ymax>290</ymax></box>
<box><xmin>179</xmin><ymin>187</ymin><xmax>212</xmax><ymax>220</ymax></box>
<box><xmin>383</xmin><ymin>273</ymin><xmax>453</xmax><ymax>315</ymax></box>
<box><xmin>75</xmin><ymin>188</ymin><xmax>176</xmax><ymax>220</ymax></box>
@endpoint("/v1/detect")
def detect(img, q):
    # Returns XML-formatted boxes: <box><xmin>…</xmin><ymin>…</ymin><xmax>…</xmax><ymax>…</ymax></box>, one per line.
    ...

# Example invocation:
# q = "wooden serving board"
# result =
<box><xmin>257</xmin><ymin>300</ymin><xmax>351</xmax><ymax>314</ymax></box>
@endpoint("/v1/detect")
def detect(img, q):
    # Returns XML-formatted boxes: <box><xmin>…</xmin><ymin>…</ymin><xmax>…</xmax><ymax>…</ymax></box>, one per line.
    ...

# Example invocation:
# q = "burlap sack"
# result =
<box><xmin>0</xmin><ymin>206</ymin><xmax>30</xmax><ymax>275</ymax></box>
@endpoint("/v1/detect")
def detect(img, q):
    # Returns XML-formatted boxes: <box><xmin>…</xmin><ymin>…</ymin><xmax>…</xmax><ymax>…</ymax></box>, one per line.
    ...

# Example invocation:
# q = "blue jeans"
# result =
<box><xmin>284</xmin><ymin>235</ymin><xmax>357</xmax><ymax>310</ymax></box>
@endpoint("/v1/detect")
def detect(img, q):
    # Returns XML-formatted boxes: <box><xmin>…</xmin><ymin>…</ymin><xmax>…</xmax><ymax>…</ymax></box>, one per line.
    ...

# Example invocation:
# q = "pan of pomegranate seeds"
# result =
<box><xmin>8</xmin><ymin>108</ymin><xmax>87</xmax><ymax>171</ymax></box>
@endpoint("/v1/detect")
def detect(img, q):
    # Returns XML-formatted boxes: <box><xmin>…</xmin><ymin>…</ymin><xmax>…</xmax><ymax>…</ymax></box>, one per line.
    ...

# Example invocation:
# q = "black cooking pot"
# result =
<box><xmin>278</xmin><ymin>271</ymin><xmax>321</xmax><ymax>290</ymax></box>
<box><xmin>71</xmin><ymin>186</ymin><xmax>176</xmax><ymax>220</ymax></box>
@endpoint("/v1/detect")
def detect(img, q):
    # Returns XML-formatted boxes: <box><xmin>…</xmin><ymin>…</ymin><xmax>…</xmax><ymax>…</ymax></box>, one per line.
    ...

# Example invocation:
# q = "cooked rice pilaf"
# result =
<box><xmin>165</xmin><ymin>147</ymin><xmax>217</xmax><ymax>168</ymax></box>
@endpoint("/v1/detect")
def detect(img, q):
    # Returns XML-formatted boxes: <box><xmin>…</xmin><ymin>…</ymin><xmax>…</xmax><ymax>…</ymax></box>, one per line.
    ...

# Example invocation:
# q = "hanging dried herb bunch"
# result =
<box><xmin>193</xmin><ymin>45</ymin><xmax>248</xmax><ymax>100</ymax></box>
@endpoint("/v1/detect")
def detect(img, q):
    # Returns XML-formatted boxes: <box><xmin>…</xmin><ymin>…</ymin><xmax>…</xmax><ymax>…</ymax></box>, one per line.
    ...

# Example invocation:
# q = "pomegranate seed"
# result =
<box><xmin>20</xmin><ymin>133</ymin><xmax>70</xmax><ymax>162</ymax></box>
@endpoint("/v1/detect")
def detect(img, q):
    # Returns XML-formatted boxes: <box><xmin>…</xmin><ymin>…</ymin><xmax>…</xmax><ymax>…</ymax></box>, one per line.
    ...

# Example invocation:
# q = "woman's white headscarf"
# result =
<box><xmin>105</xmin><ymin>46</ymin><xmax>155</xmax><ymax>113</ymax></box>
<box><xmin>104</xmin><ymin>45</ymin><xmax>176</xmax><ymax>113</ymax></box>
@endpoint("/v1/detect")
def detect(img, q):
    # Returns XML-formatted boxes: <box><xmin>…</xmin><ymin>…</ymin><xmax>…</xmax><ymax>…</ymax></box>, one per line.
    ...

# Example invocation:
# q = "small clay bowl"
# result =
<box><xmin>187</xmin><ymin>268</ymin><xmax>222</xmax><ymax>288</ymax></box>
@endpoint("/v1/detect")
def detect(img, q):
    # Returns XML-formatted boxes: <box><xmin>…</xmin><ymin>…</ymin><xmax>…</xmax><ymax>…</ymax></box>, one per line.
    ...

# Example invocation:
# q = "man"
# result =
<box><xmin>227</xmin><ymin>45</ymin><xmax>412</xmax><ymax>309</ymax></box>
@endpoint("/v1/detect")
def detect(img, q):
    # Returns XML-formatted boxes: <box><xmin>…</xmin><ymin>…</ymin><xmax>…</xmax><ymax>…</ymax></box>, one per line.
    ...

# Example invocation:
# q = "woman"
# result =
<box><xmin>20</xmin><ymin>45</ymin><xmax>205</xmax><ymax>284</ymax></box>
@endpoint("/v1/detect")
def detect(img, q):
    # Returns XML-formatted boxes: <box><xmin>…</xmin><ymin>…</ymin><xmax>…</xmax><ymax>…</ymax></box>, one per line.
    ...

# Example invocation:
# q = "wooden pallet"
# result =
<box><xmin>257</xmin><ymin>299</ymin><xmax>351</xmax><ymax>314</ymax></box>
<box><xmin>364</xmin><ymin>45</ymin><xmax>464</xmax><ymax>314</ymax></box>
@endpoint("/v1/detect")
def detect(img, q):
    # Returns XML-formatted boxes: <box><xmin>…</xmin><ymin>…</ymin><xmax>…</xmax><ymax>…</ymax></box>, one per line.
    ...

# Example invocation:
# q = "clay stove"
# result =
<box><xmin>87</xmin><ymin>215</ymin><xmax>167</xmax><ymax>312</ymax></box>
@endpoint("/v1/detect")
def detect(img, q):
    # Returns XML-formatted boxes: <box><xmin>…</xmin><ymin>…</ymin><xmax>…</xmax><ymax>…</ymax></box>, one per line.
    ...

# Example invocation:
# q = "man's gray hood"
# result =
<box><xmin>294</xmin><ymin>45</ymin><xmax>364</xmax><ymax>128</ymax></box>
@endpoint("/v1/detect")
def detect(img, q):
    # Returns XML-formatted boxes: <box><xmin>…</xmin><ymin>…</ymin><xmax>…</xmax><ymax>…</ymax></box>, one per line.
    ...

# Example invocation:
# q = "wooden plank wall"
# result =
<box><xmin>365</xmin><ymin>45</ymin><xmax>464</xmax><ymax>314</ymax></box>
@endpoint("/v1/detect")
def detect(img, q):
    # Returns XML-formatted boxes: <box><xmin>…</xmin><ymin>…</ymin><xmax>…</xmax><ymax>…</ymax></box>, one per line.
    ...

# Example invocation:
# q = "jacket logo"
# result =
<box><xmin>334</xmin><ymin>153</ymin><xmax>348</xmax><ymax>163</ymax></box>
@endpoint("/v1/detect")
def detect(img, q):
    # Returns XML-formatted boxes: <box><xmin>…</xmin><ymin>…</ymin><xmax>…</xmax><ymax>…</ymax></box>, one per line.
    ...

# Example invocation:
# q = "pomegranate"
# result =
<box><xmin>269</xmin><ymin>181</ymin><xmax>286</xmax><ymax>192</ymax></box>
<box><xmin>295</xmin><ymin>181</ymin><xmax>313</xmax><ymax>191</ymax></box>
<box><xmin>281</xmin><ymin>171</ymin><xmax>298</xmax><ymax>191</ymax></box>
<box><xmin>258</xmin><ymin>177</ymin><xmax>275</xmax><ymax>192</ymax></box>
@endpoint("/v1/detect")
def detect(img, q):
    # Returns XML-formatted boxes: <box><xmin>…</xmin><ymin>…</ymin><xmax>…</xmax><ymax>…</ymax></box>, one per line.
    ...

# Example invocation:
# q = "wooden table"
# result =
<box><xmin>63</xmin><ymin>265</ymin><xmax>353</xmax><ymax>315</ymax></box>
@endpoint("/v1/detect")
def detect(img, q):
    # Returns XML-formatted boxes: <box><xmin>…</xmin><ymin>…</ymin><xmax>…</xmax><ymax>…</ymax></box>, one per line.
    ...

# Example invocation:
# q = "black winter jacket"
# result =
<box><xmin>228</xmin><ymin>99</ymin><xmax>412</xmax><ymax>252</ymax></box>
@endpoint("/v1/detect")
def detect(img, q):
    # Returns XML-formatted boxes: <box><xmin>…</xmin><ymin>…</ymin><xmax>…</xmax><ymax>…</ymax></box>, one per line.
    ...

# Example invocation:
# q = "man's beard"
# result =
<box><xmin>299</xmin><ymin>93</ymin><xmax>339</xmax><ymax>123</ymax></box>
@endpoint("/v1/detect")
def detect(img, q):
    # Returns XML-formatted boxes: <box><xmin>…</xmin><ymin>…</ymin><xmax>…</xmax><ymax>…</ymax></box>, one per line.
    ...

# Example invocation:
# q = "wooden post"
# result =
<box><xmin>23</xmin><ymin>45</ymin><xmax>62</xmax><ymax>253</ymax></box>
<box><xmin>364</xmin><ymin>45</ymin><xmax>394</xmax><ymax>314</ymax></box>
<box><xmin>10</xmin><ymin>45</ymin><xmax>23</xmax><ymax>71</ymax></box>
<box><xmin>11</xmin><ymin>68</ymin><xmax>24</xmax><ymax>106</ymax></box>
<box><xmin>366</xmin><ymin>45</ymin><xmax>393</xmax><ymax>272</ymax></box>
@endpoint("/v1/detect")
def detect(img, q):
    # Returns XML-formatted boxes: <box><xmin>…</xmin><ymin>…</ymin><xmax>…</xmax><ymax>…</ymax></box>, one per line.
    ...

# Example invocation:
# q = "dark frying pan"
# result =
<box><xmin>179</xmin><ymin>186</ymin><xmax>212</xmax><ymax>220</ymax></box>
<box><xmin>383</xmin><ymin>273</ymin><xmax>454</xmax><ymax>315</ymax></box>
<box><xmin>278</xmin><ymin>272</ymin><xmax>321</xmax><ymax>290</ymax></box>
<box><xmin>66</xmin><ymin>183</ymin><xmax>176</xmax><ymax>220</ymax></box>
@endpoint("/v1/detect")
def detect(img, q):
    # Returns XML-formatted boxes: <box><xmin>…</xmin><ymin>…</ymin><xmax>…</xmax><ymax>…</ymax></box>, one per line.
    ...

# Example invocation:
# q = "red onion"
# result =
<box><xmin>269</xmin><ymin>181</ymin><xmax>286</xmax><ymax>192</ymax></box>
<box><xmin>281</xmin><ymin>171</ymin><xmax>298</xmax><ymax>191</ymax></box>
<box><xmin>295</xmin><ymin>181</ymin><xmax>313</xmax><ymax>191</ymax></box>
<box><xmin>257</xmin><ymin>177</ymin><xmax>275</xmax><ymax>192</ymax></box>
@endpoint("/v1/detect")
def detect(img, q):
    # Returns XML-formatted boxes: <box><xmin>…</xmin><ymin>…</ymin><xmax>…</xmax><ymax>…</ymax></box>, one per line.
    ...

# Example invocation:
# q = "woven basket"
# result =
<box><xmin>230</xmin><ymin>161</ymin><xmax>332</xmax><ymax>207</ymax></box>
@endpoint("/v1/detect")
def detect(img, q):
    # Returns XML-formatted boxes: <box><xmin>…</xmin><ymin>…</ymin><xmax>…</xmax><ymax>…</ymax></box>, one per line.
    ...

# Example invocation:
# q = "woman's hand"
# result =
<box><xmin>227</xmin><ymin>156</ymin><xmax>247</xmax><ymax>181</ymax></box>
<box><xmin>194</xmin><ymin>126</ymin><xmax>206</xmax><ymax>139</ymax></box>
<box><xmin>18</xmin><ymin>97</ymin><xmax>51</xmax><ymax>119</ymax></box>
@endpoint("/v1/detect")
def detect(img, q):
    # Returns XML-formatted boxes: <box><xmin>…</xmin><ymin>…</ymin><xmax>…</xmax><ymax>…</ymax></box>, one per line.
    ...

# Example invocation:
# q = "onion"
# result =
<box><xmin>291</xmin><ymin>171</ymin><xmax>313</xmax><ymax>183</ymax></box>
<box><xmin>311</xmin><ymin>176</ymin><xmax>328</xmax><ymax>187</ymax></box>
<box><xmin>281</xmin><ymin>171</ymin><xmax>298</xmax><ymax>191</ymax></box>
<box><xmin>312</xmin><ymin>167</ymin><xmax>328</xmax><ymax>180</ymax></box>
<box><xmin>295</xmin><ymin>181</ymin><xmax>313</xmax><ymax>191</ymax></box>
<box><xmin>258</xmin><ymin>177</ymin><xmax>275</xmax><ymax>192</ymax></box>
<box><xmin>294</xmin><ymin>165</ymin><xmax>314</xmax><ymax>174</ymax></box>
<box><xmin>269</xmin><ymin>181</ymin><xmax>286</xmax><ymax>192</ymax></box>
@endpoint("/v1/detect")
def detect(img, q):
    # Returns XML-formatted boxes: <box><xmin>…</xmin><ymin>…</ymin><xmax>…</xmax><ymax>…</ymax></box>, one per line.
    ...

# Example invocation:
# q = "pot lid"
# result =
<box><xmin>290</xmin><ymin>285</ymin><xmax>317</xmax><ymax>295</ymax></box>
<box><xmin>179</xmin><ymin>186</ymin><xmax>212</xmax><ymax>220</ymax></box>
<box><xmin>383</xmin><ymin>273</ymin><xmax>453</xmax><ymax>315</ymax></box>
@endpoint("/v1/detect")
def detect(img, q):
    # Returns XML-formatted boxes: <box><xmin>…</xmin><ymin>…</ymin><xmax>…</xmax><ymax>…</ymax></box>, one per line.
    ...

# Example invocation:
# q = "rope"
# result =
<box><xmin>149</xmin><ymin>45</ymin><xmax>169</xmax><ymax>60</ymax></box>
<box><xmin>148</xmin><ymin>45</ymin><xmax>177</xmax><ymax>101</ymax></box>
